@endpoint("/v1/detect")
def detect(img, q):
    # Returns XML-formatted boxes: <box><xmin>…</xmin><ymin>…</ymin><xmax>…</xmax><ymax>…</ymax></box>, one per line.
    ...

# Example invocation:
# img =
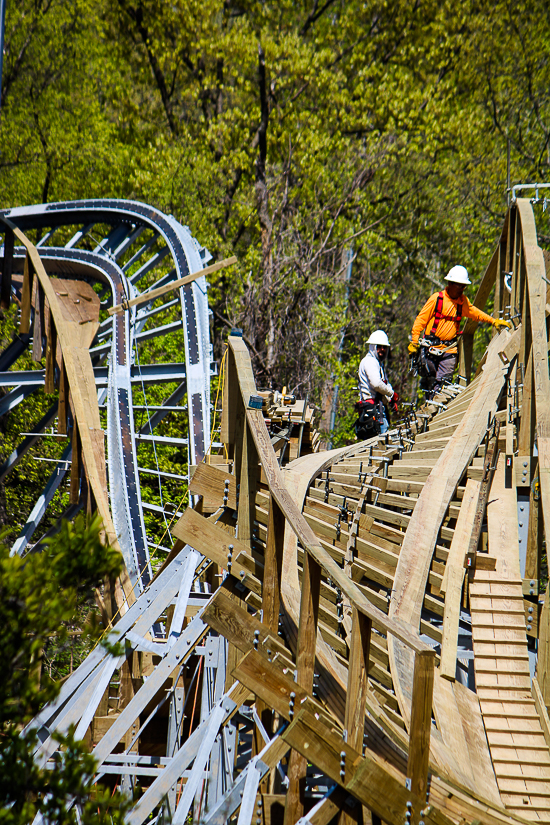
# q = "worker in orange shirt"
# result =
<box><xmin>408</xmin><ymin>265</ymin><xmax>510</xmax><ymax>395</ymax></box>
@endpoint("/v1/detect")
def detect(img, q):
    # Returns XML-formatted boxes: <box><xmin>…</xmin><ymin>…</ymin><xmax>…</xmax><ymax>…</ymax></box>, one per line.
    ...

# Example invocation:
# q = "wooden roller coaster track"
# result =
<box><xmin>2</xmin><ymin>196</ymin><xmax>550</xmax><ymax>824</ymax></box>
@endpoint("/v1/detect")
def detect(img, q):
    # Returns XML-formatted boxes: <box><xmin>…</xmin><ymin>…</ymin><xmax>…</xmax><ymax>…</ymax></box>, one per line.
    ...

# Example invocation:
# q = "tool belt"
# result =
<box><xmin>420</xmin><ymin>334</ymin><xmax>458</xmax><ymax>356</ymax></box>
<box><xmin>354</xmin><ymin>398</ymin><xmax>385</xmax><ymax>439</ymax></box>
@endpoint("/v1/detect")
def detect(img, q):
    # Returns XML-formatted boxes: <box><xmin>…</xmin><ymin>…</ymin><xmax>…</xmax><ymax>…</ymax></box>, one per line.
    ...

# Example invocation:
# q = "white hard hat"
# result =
<box><xmin>367</xmin><ymin>330</ymin><xmax>390</xmax><ymax>347</ymax></box>
<box><xmin>445</xmin><ymin>265</ymin><xmax>471</xmax><ymax>285</ymax></box>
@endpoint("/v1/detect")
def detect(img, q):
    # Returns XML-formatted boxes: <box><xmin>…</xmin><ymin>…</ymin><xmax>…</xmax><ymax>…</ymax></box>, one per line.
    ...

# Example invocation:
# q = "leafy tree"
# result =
<box><xmin>0</xmin><ymin>515</ymin><xmax>128</xmax><ymax>824</ymax></box>
<box><xmin>2</xmin><ymin>0</ymin><xmax>550</xmax><ymax>440</ymax></box>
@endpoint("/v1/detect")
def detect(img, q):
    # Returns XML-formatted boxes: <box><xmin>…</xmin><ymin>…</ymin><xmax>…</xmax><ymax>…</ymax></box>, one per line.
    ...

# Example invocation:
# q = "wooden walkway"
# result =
<box><xmin>472</xmin><ymin>458</ymin><xmax>550</xmax><ymax>822</ymax></box>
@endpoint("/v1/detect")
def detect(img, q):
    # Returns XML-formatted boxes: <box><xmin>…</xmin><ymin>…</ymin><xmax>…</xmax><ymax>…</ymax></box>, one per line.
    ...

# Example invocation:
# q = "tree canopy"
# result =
<box><xmin>1</xmin><ymin>0</ymin><xmax>550</xmax><ymax>413</ymax></box>
<box><xmin>0</xmin><ymin>515</ymin><xmax>127</xmax><ymax>824</ymax></box>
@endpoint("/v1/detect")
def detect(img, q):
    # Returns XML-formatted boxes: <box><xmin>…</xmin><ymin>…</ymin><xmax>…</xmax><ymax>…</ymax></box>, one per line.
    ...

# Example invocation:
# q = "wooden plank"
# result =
<box><xmin>172</xmin><ymin>507</ymin><xmax>252</xmax><ymax>580</ymax></box>
<box><xmin>238</xmin><ymin>419</ymin><xmax>259</xmax><ymax>546</ymax></box>
<box><xmin>19</xmin><ymin>252</ymin><xmax>33</xmax><ymax>334</ymax></box>
<box><xmin>58</xmin><ymin>357</ymin><xmax>69</xmax><ymax>436</ymax></box>
<box><xmin>345</xmin><ymin>609</ymin><xmax>371</xmax><ymax>753</ymax></box>
<box><xmin>451</xmin><ymin>681</ymin><xmax>502</xmax><ymax>803</ymax></box>
<box><xmin>204</xmin><ymin>589</ymin><xmax>292</xmax><ymax>666</ymax></box>
<box><xmin>189</xmin><ymin>462</ymin><xmax>237</xmax><ymax>510</ymax></box>
<box><xmin>440</xmin><ymin>478</ymin><xmax>481</xmax><ymax>680</ymax></box>
<box><xmin>262</xmin><ymin>495</ymin><xmax>285</xmax><ymax>635</ymax></box>
<box><xmin>280</xmin><ymin>710</ymin><xmax>451</xmax><ymax>825</ymax></box>
<box><xmin>108</xmin><ymin>256</ymin><xmax>237</xmax><ymax>315</ymax></box>
<box><xmin>31</xmin><ymin>277</ymin><xmax>44</xmax><ymax>362</ymax></box>
<box><xmin>459</xmin><ymin>241</ymin><xmax>499</xmax><ymax>381</ymax></box>
<box><xmin>3</xmin><ymin>223</ymin><xmax>131</xmax><ymax>599</ymax></box>
<box><xmin>532</xmin><ymin>677</ymin><xmax>550</xmax><ymax>751</ymax></box>
<box><xmin>232</xmin><ymin>649</ymin><xmax>335</xmax><ymax>730</ymax></box>
<box><xmin>221</xmin><ymin>343</ymin><xmax>238</xmax><ymax>453</ymax></box>
<box><xmin>407</xmin><ymin>650</ymin><xmax>434</xmax><ymax>801</ymax></box>
<box><xmin>70</xmin><ymin>423</ymin><xmax>81</xmax><ymax>504</ymax></box>
<box><xmin>0</xmin><ymin>226</ymin><xmax>14</xmax><ymax>309</ymax></box>
<box><xmin>286</xmin><ymin>551</ymin><xmax>322</xmax><ymax>825</ymax></box>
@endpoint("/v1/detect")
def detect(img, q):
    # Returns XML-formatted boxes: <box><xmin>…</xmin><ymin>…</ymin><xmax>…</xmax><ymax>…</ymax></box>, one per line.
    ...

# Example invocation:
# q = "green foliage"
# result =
<box><xmin>0</xmin><ymin>517</ymin><xmax>126</xmax><ymax>823</ymax></box>
<box><xmin>2</xmin><ymin>0</ymin><xmax>550</xmax><ymax>423</ymax></box>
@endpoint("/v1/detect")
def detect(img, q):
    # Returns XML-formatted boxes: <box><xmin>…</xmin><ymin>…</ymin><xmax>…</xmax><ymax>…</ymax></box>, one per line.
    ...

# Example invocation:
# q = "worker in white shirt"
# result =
<box><xmin>355</xmin><ymin>330</ymin><xmax>398</xmax><ymax>439</ymax></box>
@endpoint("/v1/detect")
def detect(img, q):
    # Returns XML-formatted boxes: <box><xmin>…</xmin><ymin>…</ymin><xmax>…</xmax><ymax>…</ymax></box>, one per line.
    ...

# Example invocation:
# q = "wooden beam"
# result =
<box><xmin>516</xmin><ymin>201</ymin><xmax>550</xmax><ymax>699</ymax></box>
<box><xmin>285</xmin><ymin>551</ymin><xmax>322</xmax><ymax>825</ymax></box>
<box><xmin>262</xmin><ymin>495</ymin><xmax>285</xmax><ymax>636</ymax></box>
<box><xmin>172</xmin><ymin>507</ymin><xmax>261</xmax><ymax>588</ymax></box>
<box><xmin>296</xmin><ymin>551</ymin><xmax>321</xmax><ymax>693</ymax></box>
<box><xmin>407</xmin><ymin>649</ymin><xmax>435</xmax><ymax>806</ymax></box>
<box><xmin>70</xmin><ymin>423</ymin><xmax>82</xmax><ymax>504</ymax></box>
<box><xmin>517</xmin><ymin>350</ymin><xmax>535</xmax><ymax>462</ymax></box>
<box><xmin>205</xmin><ymin>590</ymin><xmax>292</xmax><ymax>667</ymax></box>
<box><xmin>31</xmin><ymin>278</ymin><xmax>45</xmax><ymax>363</ymax></box>
<box><xmin>232</xmin><ymin>649</ymin><xmax>337</xmax><ymax>728</ymax></box>
<box><xmin>189</xmin><ymin>462</ymin><xmax>237</xmax><ymax>510</ymax></box>
<box><xmin>107</xmin><ymin>256</ymin><xmax>237</xmax><ymax>315</ymax></box>
<box><xmin>238</xmin><ymin>418</ymin><xmax>259</xmax><ymax>547</ymax></box>
<box><xmin>58</xmin><ymin>357</ymin><xmax>69</xmax><ymax>436</ymax></box>
<box><xmin>459</xmin><ymin>239</ymin><xmax>499</xmax><ymax>381</ymax></box>
<box><xmin>44</xmin><ymin>307</ymin><xmax>57</xmax><ymax>395</ymax></box>
<box><xmin>0</xmin><ymin>226</ymin><xmax>14</xmax><ymax>310</ymax></box>
<box><xmin>220</xmin><ymin>343</ymin><xmax>238</xmax><ymax>454</ymax></box>
<box><xmin>439</xmin><ymin>479</ymin><xmax>481</xmax><ymax>680</ymax></box>
<box><xmin>280</xmin><ymin>710</ymin><xmax>447</xmax><ymax>825</ymax></box>
<box><xmin>20</xmin><ymin>252</ymin><xmax>33</xmax><ymax>335</ymax></box>
<box><xmin>344</xmin><ymin>608</ymin><xmax>371</xmax><ymax>753</ymax></box>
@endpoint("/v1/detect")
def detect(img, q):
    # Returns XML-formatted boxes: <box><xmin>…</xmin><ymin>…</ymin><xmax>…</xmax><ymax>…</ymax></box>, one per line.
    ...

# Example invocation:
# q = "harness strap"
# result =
<box><xmin>432</xmin><ymin>291</ymin><xmax>462</xmax><ymax>334</ymax></box>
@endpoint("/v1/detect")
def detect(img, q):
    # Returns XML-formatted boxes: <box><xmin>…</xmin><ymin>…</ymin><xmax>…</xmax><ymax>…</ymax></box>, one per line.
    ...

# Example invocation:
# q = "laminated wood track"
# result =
<box><xmin>5</xmin><ymin>197</ymin><xmax>550</xmax><ymax>825</ymax></box>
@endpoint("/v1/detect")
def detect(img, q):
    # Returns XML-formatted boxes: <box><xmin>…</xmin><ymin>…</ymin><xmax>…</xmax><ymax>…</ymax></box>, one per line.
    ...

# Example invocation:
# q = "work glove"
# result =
<box><xmin>493</xmin><ymin>319</ymin><xmax>512</xmax><ymax>331</ymax></box>
<box><xmin>408</xmin><ymin>342</ymin><xmax>419</xmax><ymax>355</ymax></box>
<box><xmin>390</xmin><ymin>391</ymin><xmax>399</xmax><ymax>414</ymax></box>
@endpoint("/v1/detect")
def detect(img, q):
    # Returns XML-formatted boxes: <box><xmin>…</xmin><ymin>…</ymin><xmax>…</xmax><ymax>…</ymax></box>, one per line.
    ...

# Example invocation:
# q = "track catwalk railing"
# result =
<box><xmin>222</xmin><ymin>332</ymin><xmax>436</xmax><ymax>824</ymax></box>
<box><xmin>458</xmin><ymin>198</ymin><xmax>550</xmax><ymax>704</ymax></box>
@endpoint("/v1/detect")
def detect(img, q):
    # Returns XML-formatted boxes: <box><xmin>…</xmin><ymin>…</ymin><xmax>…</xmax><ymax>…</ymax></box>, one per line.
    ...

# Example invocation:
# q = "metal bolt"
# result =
<box><xmin>339</xmin><ymin>750</ymin><xmax>346</xmax><ymax>779</ymax></box>
<box><xmin>528</xmin><ymin>607</ymin><xmax>534</xmax><ymax>614</ymax></box>
<box><xmin>254</xmin><ymin>630</ymin><xmax>259</xmax><ymax>651</ymax></box>
<box><xmin>289</xmin><ymin>691</ymin><xmax>295</xmax><ymax>720</ymax></box>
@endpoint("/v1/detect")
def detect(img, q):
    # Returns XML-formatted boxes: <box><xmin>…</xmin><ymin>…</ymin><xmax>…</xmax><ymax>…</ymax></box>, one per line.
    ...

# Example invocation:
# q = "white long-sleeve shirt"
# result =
<box><xmin>358</xmin><ymin>346</ymin><xmax>394</xmax><ymax>402</ymax></box>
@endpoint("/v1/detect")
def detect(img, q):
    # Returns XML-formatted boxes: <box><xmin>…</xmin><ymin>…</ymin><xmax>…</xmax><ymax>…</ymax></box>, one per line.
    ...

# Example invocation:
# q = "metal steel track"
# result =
<box><xmin>0</xmin><ymin>199</ymin><xmax>213</xmax><ymax>590</ymax></box>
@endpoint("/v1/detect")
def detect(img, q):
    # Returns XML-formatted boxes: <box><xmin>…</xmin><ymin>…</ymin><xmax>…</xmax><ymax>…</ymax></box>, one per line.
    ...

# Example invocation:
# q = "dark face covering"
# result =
<box><xmin>446</xmin><ymin>282</ymin><xmax>466</xmax><ymax>300</ymax></box>
<box><xmin>376</xmin><ymin>345</ymin><xmax>388</xmax><ymax>361</ymax></box>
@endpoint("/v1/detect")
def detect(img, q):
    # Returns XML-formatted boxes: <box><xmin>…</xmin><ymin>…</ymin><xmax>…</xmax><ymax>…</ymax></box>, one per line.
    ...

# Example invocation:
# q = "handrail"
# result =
<box><xmin>223</xmin><ymin>332</ymin><xmax>435</xmax><ymax>819</ymax></box>
<box><xmin>226</xmin><ymin>335</ymin><xmax>433</xmax><ymax>655</ymax></box>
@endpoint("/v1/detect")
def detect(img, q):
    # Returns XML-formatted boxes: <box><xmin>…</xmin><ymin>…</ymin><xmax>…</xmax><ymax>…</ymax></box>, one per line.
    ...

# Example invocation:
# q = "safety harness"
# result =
<box><xmin>431</xmin><ymin>291</ymin><xmax>463</xmax><ymax>337</ymax></box>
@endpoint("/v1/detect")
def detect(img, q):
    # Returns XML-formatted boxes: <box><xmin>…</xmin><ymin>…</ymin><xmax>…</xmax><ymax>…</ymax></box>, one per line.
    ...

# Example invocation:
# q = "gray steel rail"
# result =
<box><xmin>0</xmin><ymin>200</ymin><xmax>213</xmax><ymax>590</ymax></box>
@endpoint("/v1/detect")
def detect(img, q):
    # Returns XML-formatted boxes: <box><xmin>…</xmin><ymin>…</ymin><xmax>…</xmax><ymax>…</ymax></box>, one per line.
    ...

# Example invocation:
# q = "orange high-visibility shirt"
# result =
<box><xmin>411</xmin><ymin>290</ymin><xmax>494</xmax><ymax>352</ymax></box>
